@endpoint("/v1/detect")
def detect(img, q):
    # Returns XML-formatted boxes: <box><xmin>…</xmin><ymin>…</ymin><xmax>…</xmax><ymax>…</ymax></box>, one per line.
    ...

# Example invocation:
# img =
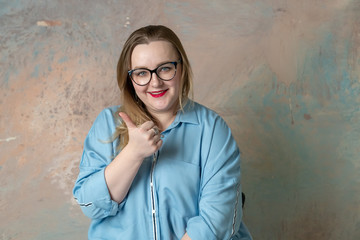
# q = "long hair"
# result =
<box><xmin>114</xmin><ymin>25</ymin><xmax>193</xmax><ymax>150</ymax></box>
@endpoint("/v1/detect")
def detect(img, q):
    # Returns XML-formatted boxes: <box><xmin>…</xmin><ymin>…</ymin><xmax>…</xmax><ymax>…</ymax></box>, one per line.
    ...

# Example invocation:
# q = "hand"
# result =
<box><xmin>181</xmin><ymin>233</ymin><xmax>192</xmax><ymax>240</ymax></box>
<box><xmin>119</xmin><ymin>112</ymin><xmax>162</xmax><ymax>159</ymax></box>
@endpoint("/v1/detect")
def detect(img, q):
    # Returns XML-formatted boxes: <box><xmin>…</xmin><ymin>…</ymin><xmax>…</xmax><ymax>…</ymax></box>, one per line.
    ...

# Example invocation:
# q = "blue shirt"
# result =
<box><xmin>73</xmin><ymin>101</ymin><xmax>252</xmax><ymax>240</ymax></box>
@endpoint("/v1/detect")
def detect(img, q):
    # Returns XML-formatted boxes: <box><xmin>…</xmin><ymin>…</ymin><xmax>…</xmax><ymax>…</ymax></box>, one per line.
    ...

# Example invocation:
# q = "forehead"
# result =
<box><xmin>131</xmin><ymin>41</ymin><xmax>178</xmax><ymax>68</ymax></box>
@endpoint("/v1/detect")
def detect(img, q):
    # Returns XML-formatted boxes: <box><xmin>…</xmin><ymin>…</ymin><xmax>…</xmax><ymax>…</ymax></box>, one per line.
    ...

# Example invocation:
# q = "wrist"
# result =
<box><xmin>122</xmin><ymin>144</ymin><xmax>146</xmax><ymax>162</ymax></box>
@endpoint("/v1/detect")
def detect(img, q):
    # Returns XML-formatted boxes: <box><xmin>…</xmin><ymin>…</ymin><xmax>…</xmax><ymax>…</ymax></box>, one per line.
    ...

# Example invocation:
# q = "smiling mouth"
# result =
<box><xmin>148</xmin><ymin>89</ymin><xmax>168</xmax><ymax>98</ymax></box>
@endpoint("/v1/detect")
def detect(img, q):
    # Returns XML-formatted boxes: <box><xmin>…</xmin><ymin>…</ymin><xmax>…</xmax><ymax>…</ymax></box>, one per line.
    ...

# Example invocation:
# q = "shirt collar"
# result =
<box><xmin>166</xmin><ymin>100</ymin><xmax>199</xmax><ymax>131</ymax></box>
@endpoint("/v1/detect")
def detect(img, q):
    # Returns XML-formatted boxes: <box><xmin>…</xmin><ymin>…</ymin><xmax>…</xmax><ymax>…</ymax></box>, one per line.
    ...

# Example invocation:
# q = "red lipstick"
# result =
<box><xmin>148</xmin><ymin>89</ymin><xmax>168</xmax><ymax>98</ymax></box>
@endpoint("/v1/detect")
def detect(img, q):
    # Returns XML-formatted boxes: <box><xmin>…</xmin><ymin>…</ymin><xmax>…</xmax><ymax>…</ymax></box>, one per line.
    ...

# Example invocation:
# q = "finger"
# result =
<box><xmin>119</xmin><ymin>112</ymin><xmax>136</xmax><ymax>129</ymax></box>
<box><xmin>150</xmin><ymin>128</ymin><xmax>158</xmax><ymax>137</ymax></box>
<box><xmin>156</xmin><ymin>138</ymin><xmax>163</xmax><ymax>149</ymax></box>
<box><xmin>145</xmin><ymin>126</ymin><xmax>159</xmax><ymax>137</ymax></box>
<box><xmin>151</xmin><ymin>131</ymin><xmax>160</xmax><ymax>141</ymax></box>
<box><xmin>141</xmin><ymin>121</ymin><xmax>155</xmax><ymax>131</ymax></box>
<box><xmin>153</xmin><ymin>127</ymin><xmax>160</xmax><ymax>136</ymax></box>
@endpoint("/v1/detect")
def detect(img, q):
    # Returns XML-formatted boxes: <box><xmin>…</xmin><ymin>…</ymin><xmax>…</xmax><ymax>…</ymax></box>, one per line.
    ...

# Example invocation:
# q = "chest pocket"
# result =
<box><xmin>156</xmin><ymin>124</ymin><xmax>202</xmax><ymax>213</ymax></box>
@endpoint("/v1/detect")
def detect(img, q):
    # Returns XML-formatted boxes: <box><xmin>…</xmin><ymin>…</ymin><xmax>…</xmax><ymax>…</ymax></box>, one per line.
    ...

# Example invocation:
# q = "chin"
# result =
<box><xmin>150</xmin><ymin>101</ymin><xmax>177</xmax><ymax>113</ymax></box>
<box><xmin>152</xmin><ymin>105</ymin><xmax>172</xmax><ymax>112</ymax></box>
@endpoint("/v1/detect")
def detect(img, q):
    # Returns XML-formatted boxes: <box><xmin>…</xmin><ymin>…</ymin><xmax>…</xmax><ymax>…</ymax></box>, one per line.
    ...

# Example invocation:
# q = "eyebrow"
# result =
<box><xmin>131</xmin><ymin>60</ymin><xmax>175</xmax><ymax>70</ymax></box>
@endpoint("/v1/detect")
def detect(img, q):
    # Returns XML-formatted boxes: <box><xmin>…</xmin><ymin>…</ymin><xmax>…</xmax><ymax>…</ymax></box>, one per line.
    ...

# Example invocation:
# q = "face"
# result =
<box><xmin>130</xmin><ymin>41</ymin><xmax>181</xmax><ymax>116</ymax></box>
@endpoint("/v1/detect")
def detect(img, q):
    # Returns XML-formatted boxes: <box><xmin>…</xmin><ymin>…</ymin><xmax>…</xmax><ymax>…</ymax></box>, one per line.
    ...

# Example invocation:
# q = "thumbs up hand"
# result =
<box><xmin>119</xmin><ymin>112</ymin><xmax>162</xmax><ymax>159</ymax></box>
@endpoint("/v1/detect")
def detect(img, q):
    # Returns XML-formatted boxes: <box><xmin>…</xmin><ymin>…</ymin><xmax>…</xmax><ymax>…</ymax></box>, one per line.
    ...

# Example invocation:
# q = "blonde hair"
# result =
<box><xmin>114</xmin><ymin>25</ymin><xmax>193</xmax><ymax>150</ymax></box>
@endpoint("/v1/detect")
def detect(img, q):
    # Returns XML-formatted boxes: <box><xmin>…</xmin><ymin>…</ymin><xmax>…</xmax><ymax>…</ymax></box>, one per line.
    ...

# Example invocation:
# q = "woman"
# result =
<box><xmin>73</xmin><ymin>25</ymin><xmax>252</xmax><ymax>240</ymax></box>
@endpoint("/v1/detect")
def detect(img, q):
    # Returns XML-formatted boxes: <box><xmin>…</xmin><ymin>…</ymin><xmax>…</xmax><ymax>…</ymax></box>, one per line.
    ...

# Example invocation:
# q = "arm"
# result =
<box><xmin>104</xmin><ymin>112</ymin><xmax>162</xmax><ymax>203</ymax></box>
<box><xmin>72</xmin><ymin>108</ymin><xmax>119</xmax><ymax>219</ymax></box>
<box><xmin>73</xmin><ymin>110</ymin><xmax>162</xmax><ymax>219</ymax></box>
<box><xmin>186</xmin><ymin>115</ymin><xmax>243</xmax><ymax>240</ymax></box>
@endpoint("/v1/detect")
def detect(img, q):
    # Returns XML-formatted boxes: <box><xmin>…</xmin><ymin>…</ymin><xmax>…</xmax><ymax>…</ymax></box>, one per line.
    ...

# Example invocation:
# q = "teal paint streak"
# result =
<box><xmin>102</xmin><ymin>42</ymin><xmax>109</xmax><ymax>49</ymax></box>
<box><xmin>31</xmin><ymin>65</ymin><xmax>39</xmax><ymax>78</ymax></box>
<box><xmin>338</xmin><ymin>40</ymin><xmax>360</xmax><ymax>109</ymax></box>
<box><xmin>255</xmin><ymin>0</ymin><xmax>274</xmax><ymax>18</ymax></box>
<box><xmin>297</xmin><ymin>30</ymin><xmax>360</xmax><ymax>132</ymax></box>
<box><xmin>300</xmin><ymin>32</ymin><xmax>360</xmax><ymax>106</ymax></box>
<box><xmin>1</xmin><ymin>66</ymin><xmax>19</xmax><ymax>87</ymax></box>
<box><xmin>233</xmin><ymin>33</ymin><xmax>360</xmax><ymax>236</ymax></box>
<box><xmin>32</xmin><ymin>42</ymin><xmax>45</xmax><ymax>60</ymax></box>
<box><xmin>248</xmin><ymin>65</ymin><xmax>311</xmax><ymax>153</ymax></box>
<box><xmin>246</xmin><ymin>64</ymin><xmax>311</xmax><ymax>127</ymax></box>
<box><xmin>224</xmin><ymin>26</ymin><xmax>360</xmax><ymax>207</ymax></box>
<box><xmin>339</xmin><ymin>69</ymin><xmax>360</xmax><ymax>111</ymax></box>
<box><xmin>320</xmin><ymin>34</ymin><xmax>338</xmax><ymax>88</ymax></box>
<box><xmin>58</xmin><ymin>56</ymin><xmax>69</xmax><ymax>63</ymax></box>
<box><xmin>164</xmin><ymin>2</ymin><xmax>195</xmax><ymax>36</ymax></box>
<box><xmin>0</xmin><ymin>0</ymin><xmax>22</xmax><ymax>16</ymax></box>
<box><xmin>49</xmin><ymin>49</ymin><xmax>55</xmax><ymax>62</ymax></box>
<box><xmin>33</xmin><ymin>50</ymin><xmax>39</xmax><ymax>59</ymax></box>
<box><xmin>3</xmin><ymin>71</ymin><xmax>10</xmax><ymax>86</ymax></box>
<box><xmin>300</xmin><ymin>33</ymin><xmax>338</xmax><ymax>101</ymax></box>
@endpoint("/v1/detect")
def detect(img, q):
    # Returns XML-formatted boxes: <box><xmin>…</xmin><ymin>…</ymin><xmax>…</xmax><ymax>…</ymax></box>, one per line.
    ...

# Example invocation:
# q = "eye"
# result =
<box><xmin>158</xmin><ymin>63</ymin><xmax>174</xmax><ymax>73</ymax></box>
<box><xmin>159</xmin><ymin>66</ymin><xmax>171</xmax><ymax>72</ymax></box>
<box><xmin>134</xmin><ymin>70</ymin><xmax>149</xmax><ymax>77</ymax></box>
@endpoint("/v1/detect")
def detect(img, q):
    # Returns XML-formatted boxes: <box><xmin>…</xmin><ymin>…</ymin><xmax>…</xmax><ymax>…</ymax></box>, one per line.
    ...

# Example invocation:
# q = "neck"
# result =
<box><xmin>151</xmin><ymin>111</ymin><xmax>177</xmax><ymax>131</ymax></box>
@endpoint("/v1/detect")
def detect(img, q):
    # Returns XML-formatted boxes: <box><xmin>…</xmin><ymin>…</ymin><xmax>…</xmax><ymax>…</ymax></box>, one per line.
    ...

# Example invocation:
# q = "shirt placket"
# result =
<box><xmin>150</xmin><ymin>151</ymin><xmax>158</xmax><ymax>240</ymax></box>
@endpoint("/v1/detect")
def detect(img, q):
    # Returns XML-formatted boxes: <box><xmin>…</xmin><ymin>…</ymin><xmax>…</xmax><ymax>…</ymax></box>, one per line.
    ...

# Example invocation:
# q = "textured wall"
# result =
<box><xmin>1</xmin><ymin>0</ymin><xmax>359</xmax><ymax>239</ymax></box>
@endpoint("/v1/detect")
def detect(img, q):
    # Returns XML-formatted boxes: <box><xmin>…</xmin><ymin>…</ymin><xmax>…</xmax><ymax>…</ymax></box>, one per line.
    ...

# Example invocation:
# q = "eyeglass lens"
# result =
<box><xmin>131</xmin><ymin>62</ymin><xmax>177</xmax><ymax>85</ymax></box>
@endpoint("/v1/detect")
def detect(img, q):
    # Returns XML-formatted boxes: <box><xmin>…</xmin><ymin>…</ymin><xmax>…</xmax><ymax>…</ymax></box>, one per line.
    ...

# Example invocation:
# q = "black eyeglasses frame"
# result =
<box><xmin>128</xmin><ymin>60</ymin><xmax>181</xmax><ymax>86</ymax></box>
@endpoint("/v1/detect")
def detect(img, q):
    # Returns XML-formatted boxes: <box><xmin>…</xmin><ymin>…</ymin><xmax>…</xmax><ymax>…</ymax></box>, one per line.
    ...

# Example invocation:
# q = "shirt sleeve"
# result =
<box><xmin>186</xmin><ymin>114</ymin><xmax>248</xmax><ymax>240</ymax></box>
<box><xmin>72</xmin><ymin>108</ymin><xmax>124</xmax><ymax>220</ymax></box>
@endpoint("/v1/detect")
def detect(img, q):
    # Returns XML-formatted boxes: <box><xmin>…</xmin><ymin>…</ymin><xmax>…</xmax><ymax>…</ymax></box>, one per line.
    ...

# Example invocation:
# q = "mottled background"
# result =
<box><xmin>0</xmin><ymin>0</ymin><xmax>359</xmax><ymax>239</ymax></box>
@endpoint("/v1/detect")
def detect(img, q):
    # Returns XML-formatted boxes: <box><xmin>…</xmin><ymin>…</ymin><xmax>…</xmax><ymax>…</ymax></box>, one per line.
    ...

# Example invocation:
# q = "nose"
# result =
<box><xmin>150</xmin><ymin>72</ymin><xmax>162</xmax><ymax>87</ymax></box>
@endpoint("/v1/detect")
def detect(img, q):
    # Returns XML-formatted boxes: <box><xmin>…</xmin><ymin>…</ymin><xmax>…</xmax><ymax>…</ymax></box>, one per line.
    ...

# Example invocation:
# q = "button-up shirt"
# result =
<box><xmin>73</xmin><ymin>101</ymin><xmax>252</xmax><ymax>240</ymax></box>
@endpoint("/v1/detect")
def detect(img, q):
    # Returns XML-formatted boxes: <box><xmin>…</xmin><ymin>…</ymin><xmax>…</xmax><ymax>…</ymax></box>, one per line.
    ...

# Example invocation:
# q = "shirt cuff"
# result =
<box><xmin>81</xmin><ymin>168</ymin><xmax>120</xmax><ymax>217</ymax></box>
<box><xmin>186</xmin><ymin>216</ymin><xmax>217</xmax><ymax>240</ymax></box>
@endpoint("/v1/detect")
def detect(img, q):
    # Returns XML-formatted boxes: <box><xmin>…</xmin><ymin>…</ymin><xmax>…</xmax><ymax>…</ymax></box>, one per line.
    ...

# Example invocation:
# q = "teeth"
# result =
<box><xmin>151</xmin><ymin>90</ymin><xmax>164</xmax><ymax>95</ymax></box>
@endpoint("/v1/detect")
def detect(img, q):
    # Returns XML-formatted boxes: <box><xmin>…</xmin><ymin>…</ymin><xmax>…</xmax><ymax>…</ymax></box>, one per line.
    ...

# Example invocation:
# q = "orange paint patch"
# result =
<box><xmin>17</xmin><ymin>156</ymin><xmax>27</xmax><ymax>168</ymax></box>
<box><xmin>37</xmin><ymin>20</ymin><xmax>62</xmax><ymax>27</ymax></box>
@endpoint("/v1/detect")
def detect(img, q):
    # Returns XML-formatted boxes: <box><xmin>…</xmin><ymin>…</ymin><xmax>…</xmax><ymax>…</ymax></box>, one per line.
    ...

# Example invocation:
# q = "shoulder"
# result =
<box><xmin>187</xmin><ymin>101</ymin><xmax>224</xmax><ymax>124</ymax></box>
<box><xmin>189</xmin><ymin>101</ymin><xmax>235</xmax><ymax>139</ymax></box>
<box><xmin>89</xmin><ymin>105</ymin><xmax>121</xmax><ymax>135</ymax></box>
<box><xmin>94</xmin><ymin>105</ymin><xmax>120</xmax><ymax>123</ymax></box>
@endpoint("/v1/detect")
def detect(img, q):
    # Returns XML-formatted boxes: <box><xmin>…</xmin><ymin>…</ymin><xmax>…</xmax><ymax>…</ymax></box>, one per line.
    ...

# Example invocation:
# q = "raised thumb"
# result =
<box><xmin>119</xmin><ymin>112</ymin><xmax>136</xmax><ymax>129</ymax></box>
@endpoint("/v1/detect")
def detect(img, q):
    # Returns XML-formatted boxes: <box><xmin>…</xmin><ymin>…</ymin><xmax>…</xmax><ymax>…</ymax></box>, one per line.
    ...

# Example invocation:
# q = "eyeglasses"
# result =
<box><xmin>128</xmin><ymin>60</ymin><xmax>181</xmax><ymax>86</ymax></box>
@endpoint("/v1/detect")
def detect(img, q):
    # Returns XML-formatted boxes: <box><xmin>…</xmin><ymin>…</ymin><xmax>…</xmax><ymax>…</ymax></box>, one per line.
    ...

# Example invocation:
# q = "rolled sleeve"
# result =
<box><xmin>74</xmin><ymin>167</ymin><xmax>121</xmax><ymax>219</ymax></box>
<box><xmin>73</xmin><ymin>108</ymin><xmax>123</xmax><ymax>220</ymax></box>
